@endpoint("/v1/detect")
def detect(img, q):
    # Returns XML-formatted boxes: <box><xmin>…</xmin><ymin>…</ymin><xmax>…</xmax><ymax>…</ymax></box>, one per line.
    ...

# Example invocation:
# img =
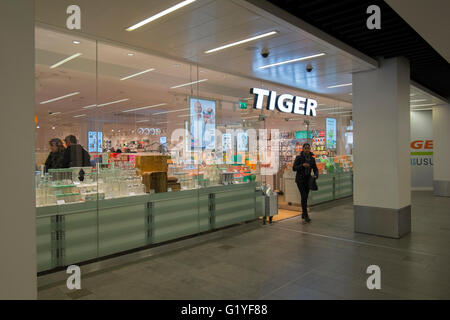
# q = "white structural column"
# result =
<box><xmin>432</xmin><ymin>104</ymin><xmax>450</xmax><ymax>196</ymax></box>
<box><xmin>0</xmin><ymin>1</ymin><xmax>37</xmax><ymax>299</ymax></box>
<box><xmin>353</xmin><ymin>57</ymin><xmax>411</xmax><ymax>238</ymax></box>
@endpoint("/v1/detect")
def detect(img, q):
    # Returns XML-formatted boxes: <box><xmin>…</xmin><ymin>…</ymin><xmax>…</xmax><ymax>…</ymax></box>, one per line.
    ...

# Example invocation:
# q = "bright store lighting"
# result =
<box><xmin>410</xmin><ymin>99</ymin><xmax>427</xmax><ymax>102</ymax></box>
<box><xmin>73</xmin><ymin>114</ymin><xmax>86</xmax><ymax>118</ymax></box>
<box><xmin>410</xmin><ymin>103</ymin><xmax>435</xmax><ymax>107</ymax></box>
<box><xmin>40</xmin><ymin>92</ymin><xmax>80</xmax><ymax>104</ymax></box>
<box><xmin>126</xmin><ymin>0</ymin><xmax>197</xmax><ymax>31</ymax></box>
<box><xmin>153</xmin><ymin>108</ymin><xmax>189</xmax><ymax>115</ymax></box>
<box><xmin>120</xmin><ymin>68</ymin><xmax>155</xmax><ymax>81</ymax></box>
<box><xmin>52</xmin><ymin>126</ymin><xmax>56</xmax><ymax>130</ymax></box>
<box><xmin>205</xmin><ymin>31</ymin><xmax>278</xmax><ymax>54</ymax></box>
<box><xmin>50</xmin><ymin>53</ymin><xmax>82</xmax><ymax>69</ymax></box>
<box><xmin>128</xmin><ymin>53</ymin><xmax>134</xmax><ymax>56</ymax></box>
<box><xmin>136</xmin><ymin>119</ymin><xmax>150</xmax><ymax>123</ymax></box>
<box><xmin>122</xmin><ymin>103</ymin><xmax>167</xmax><ymax>113</ymax></box>
<box><xmin>73</xmin><ymin>40</ymin><xmax>81</xmax><ymax>45</ymax></box>
<box><xmin>83</xmin><ymin>99</ymin><xmax>130</xmax><ymax>109</ymax></box>
<box><xmin>327</xmin><ymin>83</ymin><xmax>352</xmax><ymax>89</ymax></box>
<box><xmin>412</xmin><ymin>108</ymin><xmax>432</xmax><ymax>111</ymax></box>
<box><xmin>36</xmin><ymin>126</ymin><xmax>40</xmax><ymax>129</ymax></box>
<box><xmin>258</xmin><ymin>53</ymin><xmax>326</xmax><ymax>69</ymax></box>
<box><xmin>83</xmin><ymin>104</ymin><xmax>97</xmax><ymax>109</ymax></box>
<box><xmin>170</xmin><ymin>79</ymin><xmax>208</xmax><ymax>89</ymax></box>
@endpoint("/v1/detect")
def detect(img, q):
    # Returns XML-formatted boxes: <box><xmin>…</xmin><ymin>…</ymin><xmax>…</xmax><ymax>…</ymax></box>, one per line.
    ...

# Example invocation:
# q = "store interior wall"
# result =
<box><xmin>0</xmin><ymin>0</ymin><xmax>37</xmax><ymax>299</ymax></box>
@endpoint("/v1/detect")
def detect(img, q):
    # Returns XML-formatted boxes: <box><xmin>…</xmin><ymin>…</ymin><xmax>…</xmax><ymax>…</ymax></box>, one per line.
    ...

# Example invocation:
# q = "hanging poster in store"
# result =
<box><xmin>88</xmin><ymin>131</ymin><xmax>102</xmax><ymax>153</ymax></box>
<box><xmin>237</xmin><ymin>132</ymin><xmax>248</xmax><ymax>152</ymax></box>
<box><xmin>326</xmin><ymin>118</ymin><xmax>337</xmax><ymax>149</ymax></box>
<box><xmin>189</xmin><ymin>97</ymin><xmax>216</xmax><ymax>150</ymax></box>
<box><xmin>222</xmin><ymin>133</ymin><xmax>232</xmax><ymax>151</ymax></box>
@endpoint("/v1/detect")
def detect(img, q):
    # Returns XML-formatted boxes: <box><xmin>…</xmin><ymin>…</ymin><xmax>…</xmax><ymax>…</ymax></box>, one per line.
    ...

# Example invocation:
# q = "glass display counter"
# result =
<box><xmin>282</xmin><ymin>155</ymin><xmax>353</xmax><ymax>205</ymax></box>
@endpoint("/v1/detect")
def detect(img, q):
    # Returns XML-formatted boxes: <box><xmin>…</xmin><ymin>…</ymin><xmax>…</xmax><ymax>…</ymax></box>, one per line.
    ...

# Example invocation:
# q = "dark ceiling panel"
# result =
<box><xmin>268</xmin><ymin>0</ymin><xmax>450</xmax><ymax>99</ymax></box>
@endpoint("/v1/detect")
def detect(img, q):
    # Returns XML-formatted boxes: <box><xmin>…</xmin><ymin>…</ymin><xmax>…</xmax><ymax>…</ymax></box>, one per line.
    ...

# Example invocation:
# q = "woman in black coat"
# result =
<box><xmin>292</xmin><ymin>143</ymin><xmax>318</xmax><ymax>223</ymax></box>
<box><xmin>44</xmin><ymin>138</ymin><xmax>65</xmax><ymax>172</ymax></box>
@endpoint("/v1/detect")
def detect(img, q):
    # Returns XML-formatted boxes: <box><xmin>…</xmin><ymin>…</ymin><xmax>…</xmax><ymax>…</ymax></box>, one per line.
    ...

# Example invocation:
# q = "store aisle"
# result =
<box><xmin>38</xmin><ymin>191</ymin><xmax>450</xmax><ymax>300</ymax></box>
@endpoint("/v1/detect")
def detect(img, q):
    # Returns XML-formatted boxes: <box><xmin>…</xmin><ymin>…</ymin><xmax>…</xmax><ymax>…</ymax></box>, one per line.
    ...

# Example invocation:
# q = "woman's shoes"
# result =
<box><xmin>301</xmin><ymin>212</ymin><xmax>311</xmax><ymax>223</ymax></box>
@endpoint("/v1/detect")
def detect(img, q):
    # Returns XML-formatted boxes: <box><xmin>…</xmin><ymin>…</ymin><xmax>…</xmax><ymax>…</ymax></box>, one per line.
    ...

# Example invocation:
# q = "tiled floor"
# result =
<box><xmin>38</xmin><ymin>191</ymin><xmax>450</xmax><ymax>300</ymax></box>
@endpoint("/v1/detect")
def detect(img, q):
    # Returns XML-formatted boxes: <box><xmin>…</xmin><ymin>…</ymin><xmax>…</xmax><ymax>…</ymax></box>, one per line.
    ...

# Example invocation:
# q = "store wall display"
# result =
<box><xmin>410</xmin><ymin>111</ymin><xmax>433</xmax><ymax>190</ymax></box>
<box><xmin>326</xmin><ymin>118</ymin><xmax>337</xmax><ymax>149</ymax></box>
<box><xmin>250</xmin><ymin>88</ymin><xmax>318</xmax><ymax>116</ymax></box>
<box><xmin>88</xmin><ymin>131</ymin><xmax>103</xmax><ymax>153</ymax></box>
<box><xmin>190</xmin><ymin>97</ymin><xmax>216</xmax><ymax>150</ymax></box>
<box><xmin>137</xmin><ymin>128</ymin><xmax>161</xmax><ymax>135</ymax></box>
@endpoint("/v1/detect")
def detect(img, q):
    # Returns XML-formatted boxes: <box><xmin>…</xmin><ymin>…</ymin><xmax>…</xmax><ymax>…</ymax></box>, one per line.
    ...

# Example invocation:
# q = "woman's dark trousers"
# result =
<box><xmin>296</xmin><ymin>181</ymin><xmax>310</xmax><ymax>215</ymax></box>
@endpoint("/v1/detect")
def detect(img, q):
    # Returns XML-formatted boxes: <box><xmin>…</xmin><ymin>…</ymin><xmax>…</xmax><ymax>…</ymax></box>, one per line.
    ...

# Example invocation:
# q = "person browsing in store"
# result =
<box><xmin>292</xmin><ymin>143</ymin><xmax>318</xmax><ymax>223</ymax></box>
<box><xmin>44</xmin><ymin>138</ymin><xmax>65</xmax><ymax>172</ymax></box>
<box><xmin>62</xmin><ymin>135</ymin><xmax>91</xmax><ymax>168</ymax></box>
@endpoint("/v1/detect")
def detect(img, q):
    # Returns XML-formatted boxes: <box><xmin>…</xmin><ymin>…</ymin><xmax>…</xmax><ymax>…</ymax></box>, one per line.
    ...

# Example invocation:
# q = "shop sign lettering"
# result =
<box><xmin>250</xmin><ymin>88</ymin><xmax>318</xmax><ymax>117</ymax></box>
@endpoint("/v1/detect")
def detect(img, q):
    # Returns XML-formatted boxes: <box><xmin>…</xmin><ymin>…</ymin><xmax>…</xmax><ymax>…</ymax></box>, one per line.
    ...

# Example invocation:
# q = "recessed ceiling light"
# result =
<box><xmin>205</xmin><ymin>31</ymin><xmax>278</xmax><ymax>54</ymax></box>
<box><xmin>170</xmin><ymin>79</ymin><xmax>208</xmax><ymax>89</ymax></box>
<box><xmin>50</xmin><ymin>53</ymin><xmax>82</xmax><ymax>69</ymax></box>
<box><xmin>259</xmin><ymin>53</ymin><xmax>326</xmax><ymax>69</ymax></box>
<box><xmin>120</xmin><ymin>68</ymin><xmax>155</xmax><ymax>81</ymax></box>
<box><xmin>73</xmin><ymin>114</ymin><xmax>86</xmax><ymax>118</ymax></box>
<box><xmin>327</xmin><ymin>83</ymin><xmax>352</xmax><ymax>89</ymax></box>
<box><xmin>52</xmin><ymin>126</ymin><xmax>56</xmax><ymax>130</ymax></box>
<box><xmin>126</xmin><ymin>0</ymin><xmax>197</xmax><ymax>31</ymax></box>
<box><xmin>122</xmin><ymin>103</ymin><xmax>167</xmax><ymax>113</ymax></box>
<box><xmin>73</xmin><ymin>40</ymin><xmax>81</xmax><ymax>45</ymax></box>
<box><xmin>40</xmin><ymin>92</ymin><xmax>80</xmax><ymax>104</ymax></box>
<box><xmin>128</xmin><ymin>53</ymin><xmax>134</xmax><ymax>56</ymax></box>
<box><xmin>410</xmin><ymin>99</ymin><xmax>427</xmax><ymax>102</ymax></box>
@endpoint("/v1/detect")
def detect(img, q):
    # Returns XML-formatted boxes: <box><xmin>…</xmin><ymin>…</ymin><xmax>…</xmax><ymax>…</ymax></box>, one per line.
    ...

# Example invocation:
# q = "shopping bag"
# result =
<box><xmin>309</xmin><ymin>176</ymin><xmax>318</xmax><ymax>191</ymax></box>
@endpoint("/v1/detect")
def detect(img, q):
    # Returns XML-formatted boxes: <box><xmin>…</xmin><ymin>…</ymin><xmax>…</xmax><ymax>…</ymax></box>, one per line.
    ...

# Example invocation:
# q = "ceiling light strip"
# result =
<box><xmin>170</xmin><ymin>79</ymin><xmax>208</xmax><ymax>89</ymax></box>
<box><xmin>205</xmin><ymin>31</ymin><xmax>278</xmax><ymax>54</ymax></box>
<box><xmin>98</xmin><ymin>99</ymin><xmax>129</xmax><ymax>107</ymax></box>
<box><xmin>50</xmin><ymin>53</ymin><xmax>82</xmax><ymax>69</ymax></box>
<box><xmin>120</xmin><ymin>68</ymin><xmax>155</xmax><ymax>81</ymax></box>
<box><xmin>327</xmin><ymin>83</ymin><xmax>352</xmax><ymax>89</ymax></box>
<box><xmin>40</xmin><ymin>92</ymin><xmax>80</xmax><ymax>104</ymax></box>
<box><xmin>73</xmin><ymin>114</ymin><xmax>86</xmax><ymax>118</ymax></box>
<box><xmin>122</xmin><ymin>103</ymin><xmax>167</xmax><ymax>113</ymax></box>
<box><xmin>259</xmin><ymin>53</ymin><xmax>326</xmax><ymax>69</ymax></box>
<box><xmin>126</xmin><ymin>0</ymin><xmax>197</xmax><ymax>31</ymax></box>
<box><xmin>153</xmin><ymin>108</ymin><xmax>189</xmax><ymax>115</ymax></box>
<box><xmin>410</xmin><ymin>103</ymin><xmax>435</xmax><ymax>107</ymax></box>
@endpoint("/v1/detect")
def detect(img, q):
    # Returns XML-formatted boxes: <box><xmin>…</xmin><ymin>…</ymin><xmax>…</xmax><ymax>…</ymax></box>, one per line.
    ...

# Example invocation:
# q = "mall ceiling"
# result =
<box><xmin>266</xmin><ymin>0</ymin><xmax>450</xmax><ymax>100</ymax></box>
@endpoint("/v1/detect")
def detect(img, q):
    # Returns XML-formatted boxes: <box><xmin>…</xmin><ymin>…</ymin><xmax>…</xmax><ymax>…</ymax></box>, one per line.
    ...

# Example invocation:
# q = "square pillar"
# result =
<box><xmin>353</xmin><ymin>57</ymin><xmax>411</xmax><ymax>238</ymax></box>
<box><xmin>0</xmin><ymin>1</ymin><xmax>37</xmax><ymax>299</ymax></box>
<box><xmin>433</xmin><ymin>104</ymin><xmax>450</xmax><ymax>196</ymax></box>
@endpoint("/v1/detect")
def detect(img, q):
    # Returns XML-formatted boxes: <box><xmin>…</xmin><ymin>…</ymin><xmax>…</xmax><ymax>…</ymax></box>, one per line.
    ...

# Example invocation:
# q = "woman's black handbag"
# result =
<box><xmin>309</xmin><ymin>176</ymin><xmax>318</xmax><ymax>191</ymax></box>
